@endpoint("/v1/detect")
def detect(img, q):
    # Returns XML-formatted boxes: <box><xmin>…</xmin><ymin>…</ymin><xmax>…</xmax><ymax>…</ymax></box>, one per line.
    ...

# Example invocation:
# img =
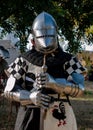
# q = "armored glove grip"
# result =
<box><xmin>35</xmin><ymin>72</ymin><xmax>49</xmax><ymax>89</ymax></box>
<box><xmin>30</xmin><ymin>91</ymin><xmax>52</xmax><ymax>109</ymax></box>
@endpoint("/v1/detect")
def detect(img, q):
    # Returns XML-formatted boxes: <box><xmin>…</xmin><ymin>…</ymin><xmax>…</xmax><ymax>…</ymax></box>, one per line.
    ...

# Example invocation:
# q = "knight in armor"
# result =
<box><xmin>0</xmin><ymin>46</ymin><xmax>9</xmax><ymax>94</ymax></box>
<box><xmin>4</xmin><ymin>12</ymin><xmax>86</xmax><ymax>130</ymax></box>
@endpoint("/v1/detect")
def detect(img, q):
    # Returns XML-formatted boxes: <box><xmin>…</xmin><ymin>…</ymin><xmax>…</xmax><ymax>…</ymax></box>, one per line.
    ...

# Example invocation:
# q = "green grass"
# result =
<box><xmin>84</xmin><ymin>90</ymin><xmax>93</xmax><ymax>95</ymax></box>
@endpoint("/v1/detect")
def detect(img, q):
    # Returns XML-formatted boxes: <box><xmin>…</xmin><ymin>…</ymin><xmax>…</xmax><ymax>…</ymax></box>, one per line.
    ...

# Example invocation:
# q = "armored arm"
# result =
<box><xmin>4</xmin><ymin>75</ymin><xmax>37</xmax><ymax>105</ymax></box>
<box><xmin>46</xmin><ymin>73</ymin><xmax>85</xmax><ymax>97</ymax></box>
<box><xmin>33</xmin><ymin>72</ymin><xmax>85</xmax><ymax>97</ymax></box>
<box><xmin>4</xmin><ymin>75</ymin><xmax>51</xmax><ymax>107</ymax></box>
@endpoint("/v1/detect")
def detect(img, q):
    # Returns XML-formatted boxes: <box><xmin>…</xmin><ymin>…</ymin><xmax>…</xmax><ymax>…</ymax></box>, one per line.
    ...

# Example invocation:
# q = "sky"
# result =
<box><xmin>82</xmin><ymin>44</ymin><xmax>93</xmax><ymax>51</ymax></box>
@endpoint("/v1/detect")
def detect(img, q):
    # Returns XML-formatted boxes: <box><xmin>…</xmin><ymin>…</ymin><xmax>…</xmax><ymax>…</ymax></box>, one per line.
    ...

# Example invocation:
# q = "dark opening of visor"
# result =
<box><xmin>36</xmin><ymin>35</ymin><xmax>55</xmax><ymax>38</ymax></box>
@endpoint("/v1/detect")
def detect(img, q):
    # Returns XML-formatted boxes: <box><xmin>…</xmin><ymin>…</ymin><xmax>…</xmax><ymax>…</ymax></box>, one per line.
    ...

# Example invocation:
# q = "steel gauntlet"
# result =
<box><xmin>46</xmin><ymin>75</ymin><xmax>84</xmax><ymax>97</ymax></box>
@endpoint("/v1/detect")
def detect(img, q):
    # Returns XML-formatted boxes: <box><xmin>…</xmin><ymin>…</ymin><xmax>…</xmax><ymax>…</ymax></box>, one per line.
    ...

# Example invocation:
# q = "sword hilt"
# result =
<box><xmin>42</xmin><ymin>64</ymin><xmax>47</xmax><ymax>73</ymax></box>
<box><xmin>42</xmin><ymin>54</ymin><xmax>47</xmax><ymax>73</ymax></box>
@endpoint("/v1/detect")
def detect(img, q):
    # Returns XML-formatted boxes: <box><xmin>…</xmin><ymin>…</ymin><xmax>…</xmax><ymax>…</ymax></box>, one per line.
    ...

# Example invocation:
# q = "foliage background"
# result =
<box><xmin>0</xmin><ymin>0</ymin><xmax>93</xmax><ymax>53</ymax></box>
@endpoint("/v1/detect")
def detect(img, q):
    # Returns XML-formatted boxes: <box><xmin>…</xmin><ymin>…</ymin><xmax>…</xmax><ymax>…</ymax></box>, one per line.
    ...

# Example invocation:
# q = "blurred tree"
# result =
<box><xmin>0</xmin><ymin>0</ymin><xmax>93</xmax><ymax>53</ymax></box>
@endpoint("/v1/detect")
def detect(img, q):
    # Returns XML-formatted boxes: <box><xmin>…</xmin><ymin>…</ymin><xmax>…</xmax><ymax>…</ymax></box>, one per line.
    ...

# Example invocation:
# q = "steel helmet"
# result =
<box><xmin>32</xmin><ymin>11</ymin><xmax>58</xmax><ymax>54</ymax></box>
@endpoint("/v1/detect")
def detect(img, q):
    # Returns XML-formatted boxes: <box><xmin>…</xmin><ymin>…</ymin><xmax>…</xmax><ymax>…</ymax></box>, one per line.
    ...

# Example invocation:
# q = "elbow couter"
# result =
<box><xmin>63</xmin><ymin>85</ymin><xmax>85</xmax><ymax>97</ymax></box>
